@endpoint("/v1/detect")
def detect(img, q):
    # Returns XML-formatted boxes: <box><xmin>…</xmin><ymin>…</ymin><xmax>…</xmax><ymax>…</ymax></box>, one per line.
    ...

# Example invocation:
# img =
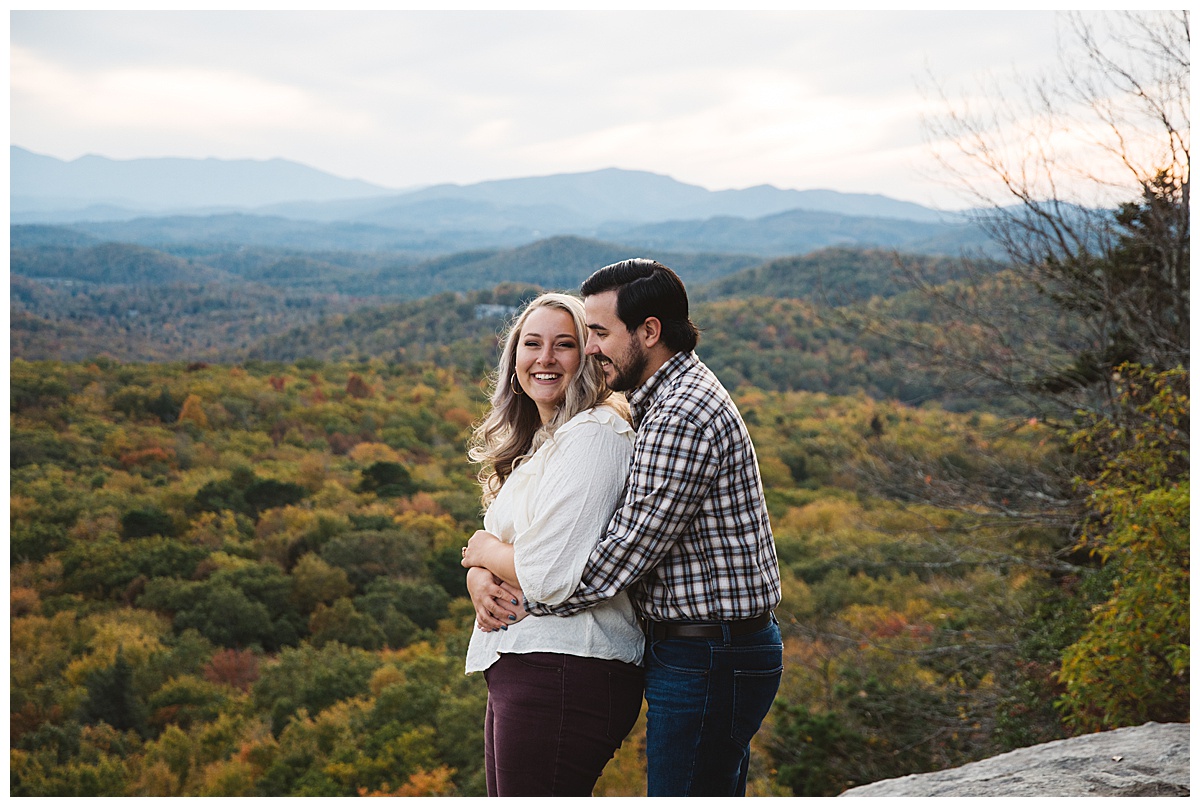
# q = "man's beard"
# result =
<box><xmin>604</xmin><ymin>340</ymin><xmax>649</xmax><ymax>392</ymax></box>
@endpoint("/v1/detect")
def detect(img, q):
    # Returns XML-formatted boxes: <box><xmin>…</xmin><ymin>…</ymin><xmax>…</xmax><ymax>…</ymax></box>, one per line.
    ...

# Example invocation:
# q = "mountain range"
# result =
<box><xmin>10</xmin><ymin>145</ymin><xmax>1008</xmax><ymax>370</ymax></box>
<box><xmin>11</xmin><ymin>146</ymin><xmax>396</xmax><ymax>214</ymax></box>
<box><xmin>12</xmin><ymin>146</ymin><xmax>952</xmax><ymax>222</ymax></box>
<box><xmin>10</xmin><ymin>146</ymin><xmax>984</xmax><ymax>259</ymax></box>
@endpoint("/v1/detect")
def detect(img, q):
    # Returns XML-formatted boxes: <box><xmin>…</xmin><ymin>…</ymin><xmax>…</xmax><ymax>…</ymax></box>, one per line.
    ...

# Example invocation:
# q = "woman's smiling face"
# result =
<box><xmin>515</xmin><ymin>305</ymin><xmax>582</xmax><ymax>424</ymax></box>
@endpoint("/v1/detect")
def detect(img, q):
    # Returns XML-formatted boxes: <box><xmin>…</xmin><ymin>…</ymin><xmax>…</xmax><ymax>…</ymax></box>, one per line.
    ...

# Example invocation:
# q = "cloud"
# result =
<box><xmin>12</xmin><ymin>43</ymin><xmax>374</xmax><ymax>158</ymax></box>
<box><xmin>10</xmin><ymin>10</ymin><xmax>1073</xmax><ymax>206</ymax></box>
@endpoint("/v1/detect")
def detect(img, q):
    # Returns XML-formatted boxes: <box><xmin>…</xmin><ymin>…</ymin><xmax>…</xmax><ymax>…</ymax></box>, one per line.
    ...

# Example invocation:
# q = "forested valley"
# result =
<box><xmin>9</xmin><ymin>173</ymin><xmax>1188</xmax><ymax>796</ymax></box>
<box><xmin>4</xmin><ymin>349</ymin><xmax>1089</xmax><ymax>796</ymax></box>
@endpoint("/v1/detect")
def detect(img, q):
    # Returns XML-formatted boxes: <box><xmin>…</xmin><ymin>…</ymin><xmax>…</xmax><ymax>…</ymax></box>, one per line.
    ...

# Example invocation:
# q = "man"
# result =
<box><xmin>467</xmin><ymin>259</ymin><xmax>782</xmax><ymax>796</ymax></box>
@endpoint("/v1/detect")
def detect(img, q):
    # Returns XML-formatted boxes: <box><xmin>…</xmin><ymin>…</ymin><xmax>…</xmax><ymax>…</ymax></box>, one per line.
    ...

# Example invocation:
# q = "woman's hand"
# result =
<box><xmin>465</xmin><ymin>566</ymin><xmax>528</xmax><ymax>631</ymax></box>
<box><xmin>461</xmin><ymin>529</ymin><xmax>503</xmax><ymax>569</ymax></box>
<box><xmin>461</xmin><ymin>530</ymin><xmax>520</xmax><ymax>589</ymax></box>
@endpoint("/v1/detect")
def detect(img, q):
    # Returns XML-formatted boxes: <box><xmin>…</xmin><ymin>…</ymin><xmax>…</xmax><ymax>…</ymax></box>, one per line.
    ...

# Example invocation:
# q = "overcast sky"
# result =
<box><xmin>12</xmin><ymin>10</ymin><xmax>1084</xmax><ymax>210</ymax></box>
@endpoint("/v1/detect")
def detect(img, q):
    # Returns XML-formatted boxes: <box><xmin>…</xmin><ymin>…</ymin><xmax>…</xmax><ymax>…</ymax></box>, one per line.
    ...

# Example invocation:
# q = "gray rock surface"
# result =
<box><xmin>839</xmin><ymin>722</ymin><xmax>1189</xmax><ymax>797</ymax></box>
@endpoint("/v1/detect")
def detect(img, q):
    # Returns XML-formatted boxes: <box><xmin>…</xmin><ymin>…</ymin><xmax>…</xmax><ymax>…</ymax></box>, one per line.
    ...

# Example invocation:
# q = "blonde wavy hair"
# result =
<box><xmin>468</xmin><ymin>292</ymin><xmax>628</xmax><ymax>507</ymax></box>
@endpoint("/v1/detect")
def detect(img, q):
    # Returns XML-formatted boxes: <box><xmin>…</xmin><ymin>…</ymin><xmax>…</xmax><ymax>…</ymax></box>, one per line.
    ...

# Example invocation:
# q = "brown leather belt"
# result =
<box><xmin>646</xmin><ymin>612</ymin><xmax>773</xmax><ymax>641</ymax></box>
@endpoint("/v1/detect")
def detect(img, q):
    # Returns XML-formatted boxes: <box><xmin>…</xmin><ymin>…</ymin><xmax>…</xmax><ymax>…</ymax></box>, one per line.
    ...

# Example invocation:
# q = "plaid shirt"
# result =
<box><xmin>528</xmin><ymin>350</ymin><xmax>781</xmax><ymax>622</ymax></box>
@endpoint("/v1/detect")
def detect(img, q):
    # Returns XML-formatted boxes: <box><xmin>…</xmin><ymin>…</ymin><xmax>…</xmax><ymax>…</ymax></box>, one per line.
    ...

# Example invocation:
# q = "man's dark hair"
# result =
<box><xmin>580</xmin><ymin>258</ymin><xmax>700</xmax><ymax>353</ymax></box>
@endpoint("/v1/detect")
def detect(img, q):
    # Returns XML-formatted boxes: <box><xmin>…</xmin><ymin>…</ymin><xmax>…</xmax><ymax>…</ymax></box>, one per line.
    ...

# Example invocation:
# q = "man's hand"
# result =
<box><xmin>465</xmin><ymin>566</ymin><xmax>528</xmax><ymax>632</ymax></box>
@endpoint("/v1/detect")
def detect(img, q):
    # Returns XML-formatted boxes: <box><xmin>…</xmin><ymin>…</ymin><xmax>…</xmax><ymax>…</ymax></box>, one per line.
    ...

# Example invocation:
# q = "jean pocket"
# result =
<box><xmin>511</xmin><ymin>652</ymin><xmax>565</xmax><ymax>672</ymax></box>
<box><xmin>731</xmin><ymin>663</ymin><xmax>783</xmax><ymax>746</ymax></box>
<box><xmin>649</xmin><ymin>638</ymin><xmax>713</xmax><ymax>675</ymax></box>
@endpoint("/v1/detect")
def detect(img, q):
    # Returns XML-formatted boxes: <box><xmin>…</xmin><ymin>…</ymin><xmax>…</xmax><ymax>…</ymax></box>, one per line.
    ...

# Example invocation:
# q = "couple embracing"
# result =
<box><xmin>461</xmin><ymin>259</ymin><xmax>783</xmax><ymax>797</ymax></box>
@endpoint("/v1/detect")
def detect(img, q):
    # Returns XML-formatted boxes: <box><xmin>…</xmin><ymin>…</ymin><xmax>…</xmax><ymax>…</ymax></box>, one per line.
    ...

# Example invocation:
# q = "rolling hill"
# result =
<box><xmin>8</xmin><ymin>231</ymin><xmax>760</xmax><ymax>363</ymax></box>
<box><xmin>10</xmin><ymin>241</ymin><xmax>233</xmax><ymax>285</ymax></box>
<box><xmin>346</xmin><ymin>236</ymin><xmax>762</xmax><ymax>297</ymax></box>
<box><xmin>9</xmin><ymin>227</ymin><xmax>762</xmax><ymax>299</ymax></box>
<box><xmin>27</xmin><ymin>204</ymin><xmax>988</xmax><ymax>260</ymax></box>
<box><xmin>694</xmin><ymin>247</ymin><xmax>1001</xmax><ymax>305</ymax></box>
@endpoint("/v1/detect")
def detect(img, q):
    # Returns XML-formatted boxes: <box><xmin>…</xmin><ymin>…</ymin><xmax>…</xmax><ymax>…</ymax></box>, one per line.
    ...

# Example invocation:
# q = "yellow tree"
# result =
<box><xmin>178</xmin><ymin>394</ymin><xmax>209</xmax><ymax>429</ymax></box>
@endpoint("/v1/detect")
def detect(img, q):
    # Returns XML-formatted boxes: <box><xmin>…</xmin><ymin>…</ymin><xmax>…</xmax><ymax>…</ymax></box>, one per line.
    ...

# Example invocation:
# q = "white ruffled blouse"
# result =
<box><xmin>465</xmin><ymin>405</ymin><xmax>644</xmax><ymax>673</ymax></box>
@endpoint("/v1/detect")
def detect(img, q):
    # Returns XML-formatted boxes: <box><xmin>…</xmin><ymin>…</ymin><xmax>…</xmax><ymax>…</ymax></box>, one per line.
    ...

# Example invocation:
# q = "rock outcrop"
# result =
<box><xmin>839</xmin><ymin>722</ymin><xmax>1189</xmax><ymax>797</ymax></box>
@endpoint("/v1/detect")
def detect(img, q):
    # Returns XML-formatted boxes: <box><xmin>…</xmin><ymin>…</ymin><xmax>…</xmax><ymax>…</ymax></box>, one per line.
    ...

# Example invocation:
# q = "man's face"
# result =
<box><xmin>584</xmin><ymin>290</ymin><xmax>649</xmax><ymax>392</ymax></box>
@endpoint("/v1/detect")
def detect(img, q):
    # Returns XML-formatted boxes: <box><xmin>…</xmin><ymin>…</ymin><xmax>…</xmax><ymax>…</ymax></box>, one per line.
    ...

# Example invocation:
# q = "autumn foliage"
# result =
<box><xmin>8</xmin><ymin>345</ymin><xmax>1187</xmax><ymax>795</ymax></box>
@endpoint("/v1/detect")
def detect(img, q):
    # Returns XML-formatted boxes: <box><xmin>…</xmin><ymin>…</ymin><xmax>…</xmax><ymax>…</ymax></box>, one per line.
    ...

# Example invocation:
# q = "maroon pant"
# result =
<box><xmin>483</xmin><ymin>652</ymin><xmax>644</xmax><ymax>796</ymax></box>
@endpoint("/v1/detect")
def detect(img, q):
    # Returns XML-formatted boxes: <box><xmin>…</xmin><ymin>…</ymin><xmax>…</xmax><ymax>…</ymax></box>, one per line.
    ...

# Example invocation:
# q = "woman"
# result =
<box><xmin>461</xmin><ymin>292</ymin><xmax>644</xmax><ymax>797</ymax></box>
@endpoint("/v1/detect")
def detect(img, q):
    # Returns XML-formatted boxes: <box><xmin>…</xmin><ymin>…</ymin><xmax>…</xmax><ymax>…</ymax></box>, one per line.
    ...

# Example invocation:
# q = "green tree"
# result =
<box><xmin>765</xmin><ymin>702</ymin><xmax>869</xmax><ymax>796</ymax></box>
<box><xmin>428</xmin><ymin>545</ymin><xmax>471</xmax><ymax>599</ymax></box>
<box><xmin>79</xmin><ymin>649</ymin><xmax>148</xmax><ymax>736</ymax></box>
<box><xmin>308</xmin><ymin>598</ymin><xmax>387</xmax><ymax>650</ymax></box>
<box><xmin>244</xmin><ymin>478</ymin><xmax>309</xmax><ymax>517</ymax></box>
<box><xmin>290</xmin><ymin>553</ymin><xmax>354</xmax><ymax>614</ymax></box>
<box><xmin>319</xmin><ymin>529</ymin><xmax>426</xmax><ymax>590</ymax></box>
<box><xmin>188</xmin><ymin>468</ymin><xmax>307</xmax><ymax>520</ymax></box>
<box><xmin>358</xmin><ymin>461</ymin><xmax>418</xmax><ymax>498</ymax></box>
<box><xmin>253</xmin><ymin>642</ymin><xmax>382</xmax><ymax>734</ymax></box>
<box><xmin>121</xmin><ymin>506</ymin><xmax>177</xmax><ymax>539</ymax></box>
<box><xmin>63</xmin><ymin>537</ymin><xmax>207</xmax><ymax>598</ymax></box>
<box><xmin>188</xmin><ymin>475</ymin><xmax>252</xmax><ymax>519</ymax></box>
<box><xmin>148</xmin><ymin>387</ymin><xmax>182</xmax><ymax>423</ymax></box>
<box><xmin>854</xmin><ymin>11</ymin><xmax>1189</xmax><ymax>751</ymax></box>
<box><xmin>146</xmin><ymin>674</ymin><xmax>229</xmax><ymax>731</ymax></box>
<box><xmin>357</xmin><ymin>579</ymin><xmax>450</xmax><ymax>632</ymax></box>
<box><xmin>1058</xmin><ymin>365</ymin><xmax>1189</xmax><ymax>729</ymax></box>
<box><xmin>170</xmin><ymin>582</ymin><xmax>276</xmax><ymax>650</ymax></box>
<box><xmin>10</xmin><ymin>428</ymin><xmax>76</xmax><ymax>469</ymax></box>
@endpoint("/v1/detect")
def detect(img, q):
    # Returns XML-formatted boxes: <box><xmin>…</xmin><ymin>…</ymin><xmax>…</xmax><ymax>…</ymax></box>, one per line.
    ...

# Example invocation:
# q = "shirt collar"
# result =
<box><xmin>627</xmin><ymin>350</ymin><xmax>696</xmax><ymax>427</ymax></box>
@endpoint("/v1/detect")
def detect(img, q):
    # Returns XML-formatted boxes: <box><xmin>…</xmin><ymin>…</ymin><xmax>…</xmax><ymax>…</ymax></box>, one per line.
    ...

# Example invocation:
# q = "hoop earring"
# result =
<box><xmin>510</xmin><ymin>373</ymin><xmax>523</xmax><ymax>395</ymax></box>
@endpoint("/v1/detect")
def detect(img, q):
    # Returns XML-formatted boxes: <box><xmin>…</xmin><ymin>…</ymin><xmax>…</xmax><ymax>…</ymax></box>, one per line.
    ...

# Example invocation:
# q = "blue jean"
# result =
<box><xmin>644</xmin><ymin>617</ymin><xmax>783</xmax><ymax>796</ymax></box>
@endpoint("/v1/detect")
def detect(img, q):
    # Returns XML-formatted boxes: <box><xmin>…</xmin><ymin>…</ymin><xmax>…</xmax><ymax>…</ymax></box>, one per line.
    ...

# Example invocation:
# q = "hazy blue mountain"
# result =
<box><xmin>10</xmin><ymin>199</ymin><xmax>159</xmax><ymax>224</ymax></box>
<box><xmin>33</xmin><ymin>202</ymin><xmax>986</xmax><ymax>259</ymax></box>
<box><xmin>10</xmin><ymin>225</ymin><xmax>102</xmax><ymax>250</ymax></box>
<box><xmin>12</xmin><ymin>147</ymin><xmax>992</xmax><ymax>264</ymax></box>
<box><xmin>396</xmin><ymin>168</ymin><xmax>711</xmax><ymax>225</ymax></box>
<box><xmin>56</xmin><ymin>213</ymin><xmax>538</xmax><ymax>254</ymax></box>
<box><xmin>351</xmin><ymin>196</ymin><xmax>591</xmax><ymax>233</ymax></box>
<box><xmin>373</xmin><ymin>167</ymin><xmax>953</xmax><ymax>225</ymax></box>
<box><xmin>11</xmin><ymin>146</ymin><xmax>398</xmax><ymax>212</ymax></box>
<box><xmin>13</xmin><ymin>147</ymin><xmax>955</xmax><ymax>230</ymax></box>
<box><xmin>599</xmin><ymin>208</ymin><xmax>990</xmax><ymax>258</ymax></box>
<box><xmin>262</xmin><ymin>171</ymin><xmax>954</xmax><ymax>231</ymax></box>
<box><xmin>693</xmin><ymin>185</ymin><xmax>950</xmax><ymax>223</ymax></box>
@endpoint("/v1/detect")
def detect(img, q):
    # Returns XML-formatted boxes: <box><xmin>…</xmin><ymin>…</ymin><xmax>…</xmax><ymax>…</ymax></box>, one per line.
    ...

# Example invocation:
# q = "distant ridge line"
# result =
<box><xmin>11</xmin><ymin>145</ymin><xmax>955</xmax><ymax>225</ymax></box>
